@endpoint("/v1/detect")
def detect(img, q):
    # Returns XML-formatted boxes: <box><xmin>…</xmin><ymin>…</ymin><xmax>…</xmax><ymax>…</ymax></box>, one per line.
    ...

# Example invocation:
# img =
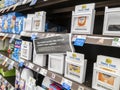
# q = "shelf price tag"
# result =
<box><xmin>73</xmin><ymin>35</ymin><xmax>86</xmax><ymax>47</ymax></box>
<box><xmin>78</xmin><ymin>86</ymin><xmax>84</xmax><ymax>90</ymax></box>
<box><xmin>9</xmin><ymin>35</ymin><xmax>16</xmax><ymax>43</ymax></box>
<box><xmin>61</xmin><ymin>78</ymin><xmax>72</xmax><ymax>90</ymax></box>
<box><xmin>112</xmin><ymin>38</ymin><xmax>120</xmax><ymax>47</ymax></box>
<box><xmin>28</xmin><ymin>63</ymin><xmax>34</xmax><ymax>69</ymax></box>
<box><xmin>29</xmin><ymin>0</ymin><xmax>38</xmax><ymax>6</ymax></box>
<box><xmin>39</xmin><ymin>68</ymin><xmax>47</xmax><ymax>76</ymax></box>
<box><xmin>2</xmin><ymin>34</ymin><xmax>8</xmax><ymax>41</ymax></box>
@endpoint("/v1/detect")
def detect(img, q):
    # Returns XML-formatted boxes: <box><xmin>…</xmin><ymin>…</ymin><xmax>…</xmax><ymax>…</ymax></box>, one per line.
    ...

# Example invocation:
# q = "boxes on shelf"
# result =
<box><xmin>103</xmin><ymin>7</ymin><xmax>120</xmax><ymax>36</ymax></box>
<box><xmin>33</xmin><ymin>50</ymin><xmax>46</xmax><ymax>67</ymax></box>
<box><xmin>15</xmin><ymin>16</ymin><xmax>25</xmax><ymax>34</ymax></box>
<box><xmin>71</xmin><ymin>3</ymin><xmax>95</xmax><ymax>34</ymax></box>
<box><xmin>92</xmin><ymin>55</ymin><xmax>120</xmax><ymax>90</ymax></box>
<box><xmin>64</xmin><ymin>52</ymin><xmax>87</xmax><ymax>84</ymax></box>
<box><xmin>32</xmin><ymin>11</ymin><xmax>46</xmax><ymax>32</ymax></box>
<box><xmin>48</xmin><ymin>54</ymin><xmax>65</xmax><ymax>74</ymax></box>
<box><xmin>12</xmin><ymin>39</ymin><xmax>22</xmax><ymax>62</ymax></box>
<box><xmin>24</xmin><ymin>14</ymin><xmax>34</xmax><ymax>32</ymax></box>
<box><xmin>2</xmin><ymin>14</ymin><xmax>8</xmax><ymax>33</ymax></box>
<box><xmin>20</xmin><ymin>41</ymin><xmax>32</xmax><ymax>61</ymax></box>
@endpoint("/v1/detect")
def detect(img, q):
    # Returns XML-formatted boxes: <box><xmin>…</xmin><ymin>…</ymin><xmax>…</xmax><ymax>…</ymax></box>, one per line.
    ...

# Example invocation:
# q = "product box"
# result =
<box><xmin>24</xmin><ymin>14</ymin><xmax>34</xmax><ymax>32</ymax></box>
<box><xmin>48</xmin><ymin>54</ymin><xmax>65</xmax><ymax>74</ymax></box>
<box><xmin>33</xmin><ymin>50</ymin><xmax>46</xmax><ymax>67</ymax></box>
<box><xmin>20</xmin><ymin>41</ymin><xmax>32</xmax><ymax>60</ymax></box>
<box><xmin>7</xmin><ymin>12</ymin><xmax>22</xmax><ymax>34</ymax></box>
<box><xmin>0</xmin><ymin>0</ymin><xmax>4</xmax><ymax>9</ymax></box>
<box><xmin>32</xmin><ymin>11</ymin><xmax>46</xmax><ymax>32</ymax></box>
<box><xmin>25</xmin><ymin>76</ymin><xmax>36</xmax><ymax>90</ymax></box>
<box><xmin>71</xmin><ymin>3</ymin><xmax>95</xmax><ymax>34</ymax></box>
<box><xmin>15</xmin><ymin>16</ymin><xmax>25</xmax><ymax>34</ymax></box>
<box><xmin>92</xmin><ymin>55</ymin><xmax>120</xmax><ymax>90</ymax></box>
<box><xmin>12</xmin><ymin>39</ymin><xmax>22</xmax><ymax>62</ymax></box>
<box><xmin>2</xmin><ymin>14</ymin><xmax>8</xmax><ymax>33</ymax></box>
<box><xmin>103</xmin><ymin>7</ymin><xmax>120</xmax><ymax>36</ymax></box>
<box><xmin>64</xmin><ymin>52</ymin><xmax>87</xmax><ymax>84</ymax></box>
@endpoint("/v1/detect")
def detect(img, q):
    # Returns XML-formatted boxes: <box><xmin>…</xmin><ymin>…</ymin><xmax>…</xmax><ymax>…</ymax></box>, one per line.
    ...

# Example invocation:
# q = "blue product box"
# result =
<box><xmin>9</xmin><ymin>0</ymin><xmax>17</xmax><ymax>6</ymax></box>
<box><xmin>15</xmin><ymin>16</ymin><xmax>25</xmax><ymax>34</ymax></box>
<box><xmin>12</xmin><ymin>39</ymin><xmax>22</xmax><ymax>62</ymax></box>
<box><xmin>7</xmin><ymin>12</ymin><xmax>22</xmax><ymax>34</ymax></box>
<box><xmin>4</xmin><ymin>0</ymin><xmax>9</xmax><ymax>7</ymax></box>
<box><xmin>2</xmin><ymin>14</ymin><xmax>8</xmax><ymax>33</ymax></box>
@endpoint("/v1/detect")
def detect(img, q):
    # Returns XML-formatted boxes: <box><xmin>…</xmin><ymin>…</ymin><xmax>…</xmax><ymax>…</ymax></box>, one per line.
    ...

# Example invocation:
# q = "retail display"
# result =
<box><xmin>33</xmin><ymin>49</ymin><xmax>46</xmax><ymax>67</ymax></box>
<box><xmin>71</xmin><ymin>3</ymin><xmax>95</xmax><ymax>34</ymax></box>
<box><xmin>24</xmin><ymin>14</ymin><xmax>34</xmax><ymax>32</ymax></box>
<box><xmin>48</xmin><ymin>54</ymin><xmax>65</xmax><ymax>74</ymax></box>
<box><xmin>92</xmin><ymin>55</ymin><xmax>120</xmax><ymax>90</ymax></box>
<box><xmin>12</xmin><ymin>39</ymin><xmax>22</xmax><ymax>62</ymax></box>
<box><xmin>32</xmin><ymin>11</ymin><xmax>46</xmax><ymax>32</ymax></box>
<box><xmin>103</xmin><ymin>7</ymin><xmax>120</xmax><ymax>36</ymax></box>
<box><xmin>64</xmin><ymin>52</ymin><xmax>87</xmax><ymax>84</ymax></box>
<box><xmin>20</xmin><ymin>41</ymin><xmax>32</xmax><ymax>61</ymax></box>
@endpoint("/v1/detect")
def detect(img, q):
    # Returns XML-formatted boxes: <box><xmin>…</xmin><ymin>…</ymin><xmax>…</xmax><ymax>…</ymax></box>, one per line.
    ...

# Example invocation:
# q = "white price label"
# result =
<box><xmin>78</xmin><ymin>86</ymin><xmax>84</xmax><ymax>90</ymax></box>
<box><xmin>112</xmin><ymin>38</ymin><xmax>120</xmax><ymax>47</ymax></box>
<box><xmin>39</xmin><ymin>68</ymin><xmax>47</xmax><ymax>76</ymax></box>
<box><xmin>61</xmin><ymin>78</ymin><xmax>72</xmax><ymax>87</ymax></box>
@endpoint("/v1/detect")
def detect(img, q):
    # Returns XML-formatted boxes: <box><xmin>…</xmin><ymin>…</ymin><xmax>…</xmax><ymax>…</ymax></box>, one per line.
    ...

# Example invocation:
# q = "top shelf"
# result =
<box><xmin>1</xmin><ymin>0</ymin><xmax>120</xmax><ymax>15</ymax></box>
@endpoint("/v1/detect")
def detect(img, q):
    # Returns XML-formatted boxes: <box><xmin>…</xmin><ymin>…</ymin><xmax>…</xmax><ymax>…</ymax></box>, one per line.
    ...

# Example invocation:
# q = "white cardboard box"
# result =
<box><xmin>48</xmin><ymin>54</ymin><xmax>65</xmax><ymax>74</ymax></box>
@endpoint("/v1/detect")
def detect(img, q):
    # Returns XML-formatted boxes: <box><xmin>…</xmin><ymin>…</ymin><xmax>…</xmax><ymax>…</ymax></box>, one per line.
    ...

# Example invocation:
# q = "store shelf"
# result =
<box><xmin>0</xmin><ymin>53</ymin><xmax>19</xmax><ymax>69</ymax></box>
<box><xmin>72</xmin><ymin>34</ymin><xmax>120</xmax><ymax>48</ymax></box>
<box><xmin>0</xmin><ymin>75</ymin><xmax>15</xmax><ymax>89</ymax></box>
<box><xmin>23</xmin><ymin>60</ymin><xmax>94</xmax><ymax>90</ymax></box>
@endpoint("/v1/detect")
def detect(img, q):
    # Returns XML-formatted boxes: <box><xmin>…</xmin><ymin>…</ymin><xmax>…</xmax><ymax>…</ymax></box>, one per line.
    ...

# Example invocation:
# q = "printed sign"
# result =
<box><xmin>34</xmin><ymin>34</ymin><xmax>74</xmax><ymax>54</ymax></box>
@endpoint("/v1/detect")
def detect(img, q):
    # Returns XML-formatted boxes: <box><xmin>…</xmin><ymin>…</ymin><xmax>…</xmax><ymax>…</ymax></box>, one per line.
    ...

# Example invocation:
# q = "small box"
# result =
<box><xmin>48</xmin><ymin>54</ymin><xmax>65</xmax><ymax>74</ymax></box>
<box><xmin>33</xmin><ymin>50</ymin><xmax>46</xmax><ymax>67</ymax></box>
<box><xmin>24</xmin><ymin>14</ymin><xmax>34</xmax><ymax>32</ymax></box>
<box><xmin>64</xmin><ymin>52</ymin><xmax>87</xmax><ymax>84</ymax></box>
<box><xmin>103</xmin><ymin>7</ymin><xmax>120</xmax><ymax>36</ymax></box>
<box><xmin>92</xmin><ymin>55</ymin><xmax>120</xmax><ymax>90</ymax></box>
<box><xmin>21</xmin><ymin>41</ymin><xmax>32</xmax><ymax>61</ymax></box>
<box><xmin>32</xmin><ymin>11</ymin><xmax>46</xmax><ymax>32</ymax></box>
<box><xmin>71</xmin><ymin>3</ymin><xmax>95</xmax><ymax>34</ymax></box>
<box><xmin>2</xmin><ymin>14</ymin><xmax>8</xmax><ymax>33</ymax></box>
<box><xmin>15</xmin><ymin>16</ymin><xmax>25</xmax><ymax>34</ymax></box>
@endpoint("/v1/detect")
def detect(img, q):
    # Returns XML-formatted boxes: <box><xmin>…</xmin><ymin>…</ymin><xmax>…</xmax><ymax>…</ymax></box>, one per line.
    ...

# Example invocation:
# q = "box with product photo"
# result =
<box><xmin>64</xmin><ymin>52</ymin><xmax>87</xmax><ymax>84</ymax></box>
<box><xmin>48</xmin><ymin>54</ymin><xmax>65</xmax><ymax>74</ymax></box>
<box><xmin>92</xmin><ymin>55</ymin><xmax>120</xmax><ymax>90</ymax></box>
<box><xmin>71</xmin><ymin>3</ymin><xmax>95</xmax><ymax>34</ymax></box>
<box><xmin>20</xmin><ymin>41</ymin><xmax>32</xmax><ymax>61</ymax></box>
<box><xmin>33</xmin><ymin>50</ymin><xmax>46</xmax><ymax>67</ymax></box>
<box><xmin>103</xmin><ymin>7</ymin><xmax>120</xmax><ymax>36</ymax></box>
<box><xmin>24</xmin><ymin>14</ymin><xmax>34</xmax><ymax>32</ymax></box>
<box><xmin>32</xmin><ymin>11</ymin><xmax>46</xmax><ymax>32</ymax></box>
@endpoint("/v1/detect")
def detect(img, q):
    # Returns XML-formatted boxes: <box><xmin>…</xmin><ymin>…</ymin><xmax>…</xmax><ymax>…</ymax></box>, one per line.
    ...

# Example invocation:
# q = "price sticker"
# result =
<box><xmin>61</xmin><ymin>78</ymin><xmax>72</xmax><ymax>90</ymax></box>
<box><xmin>112</xmin><ymin>38</ymin><xmax>120</xmax><ymax>47</ymax></box>
<box><xmin>39</xmin><ymin>68</ymin><xmax>47</xmax><ymax>76</ymax></box>
<box><xmin>2</xmin><ymin>34</ymin><xmax>8</xmax><ymax>41</ymax></box>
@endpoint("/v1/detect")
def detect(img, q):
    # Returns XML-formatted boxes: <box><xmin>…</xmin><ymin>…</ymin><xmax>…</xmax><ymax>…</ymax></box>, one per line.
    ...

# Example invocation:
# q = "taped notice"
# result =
<box><xmin>34</xmin><ymin>34</ymin><xmax>74</xmax><ymax>54</ymax></box>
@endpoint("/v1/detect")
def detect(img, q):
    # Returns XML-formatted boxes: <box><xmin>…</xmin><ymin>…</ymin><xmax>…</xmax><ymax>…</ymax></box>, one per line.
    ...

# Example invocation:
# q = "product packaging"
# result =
<box><xmin>71</xmin><ymin>3</ymin><xmax>95</xmax><ymax>34</ymax></box>
<box><xmin>103</xmin><ymin>7</ymin><xmax>120</xmax><ymax>36</ymax></box>
<box><xmin>24</xmin><ymin>14</ymin><xmax>34</xmax><ymax>32</ymax></box>
<box><xmin>12</xmin><ymin>39</ymin><xmax>22</xmax><ymax>62</ymax></box>
<box><xmin>15</xmin><ymin>16</ymin><xmax>25</xmax><ymax>34</ymax></box>
<box><xmin>33</xmin><ymin>49</ymin><xmax>46</xmax><ymax>67</ymax></box>
<box><xmin>92</xmin><ymin>55</ymin><xmax>120</xmax><ymax>90</ymax></box>
<box><xmin>64</xmin><ymin>52</ymin><xmax>87</xmax><ymax>84</ymax></box>
<box><xmin>32</xmin><ymin>11</ymin><xmax>46</xmax><ymax>32</ymax></box>
<box><xmin>48</xmin><ymin>54</ymin><xmax>65</xmax><ymax>74</ymax></box>
<box><xmin>2</xmin><ymin>14</ymin><xmax>8</xmax><ymax>33</ymax></box>
<box><xmin>20</xmin><ymin>41</ymin><xmax>32</xmax><ymax>61</ymax></box>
